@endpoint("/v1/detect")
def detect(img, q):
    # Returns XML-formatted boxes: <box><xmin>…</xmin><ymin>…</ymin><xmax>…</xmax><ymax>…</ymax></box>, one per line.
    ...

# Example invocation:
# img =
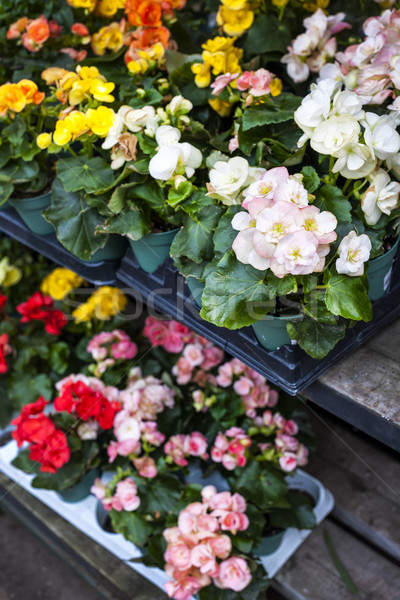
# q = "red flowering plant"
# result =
<box><xmin>11</xmin><ymin>373</ymin><xmax>122</xmax><ymax>492</ymax></box>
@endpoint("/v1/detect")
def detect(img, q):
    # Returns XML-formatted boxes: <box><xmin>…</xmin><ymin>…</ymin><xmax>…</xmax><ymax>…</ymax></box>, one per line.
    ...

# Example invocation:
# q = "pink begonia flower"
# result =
<box><xmin>228</xmin><ymin>133</ymin><xmax>239</xmax><ymax>153</ymax></box>
<box><xmin>231</xmin><ymin>493</ymin><xmax>247</xmax><ymax>513</ymax></box>
<box><xmin>107</xmin><ymin>439</ymin><xmax>140</xmax><ymax>463</ymax></box>
<box><xmin>191</xmin><ymin>545</ymin><xmax>219</xmax><ymax>576</ymax></box>
<box><xmin>296</xmin><ymin>444</ymin><xmax>309</xmax><ymax>466</ymax></box>
<box><xmin>164</xmin><ymin>527</ymin><xmax>183</xmax><ymax>545</ymax></box>
<box><xmin>114</xmin><ymin>411</ymin><xmax>141</xmax><ymax>442</ymax></box>
<box><xmin>242</xmin><ymin>166</ymin><xmax>289</xmax><ymax>209</ymax></box>
<box><xmin>210</xmin><ymin>72</ymin><xmax>239</xmax><ymax>95</ymax></box>
<box><xmin>202</xmin><ymin>346</ymin><xmax>224</xmax><ymax>370</ymax></box>
<box><xmin>214</xmin><ymin>557</ymin><xmax>252</xmax><ymax>592</ymax></box>
<box><xmin>183</xmin><ymin>431</ymin><xmax>209</xmax><ymax>459</ymax></box>
<box><xmin>90</xmin><ymin>478</ymin><xmax>107</xmax><ymax>501</ymax></box>
<box><xmin>219</xmin><ymin>512</ymin><xmax>249</xmax><ymax>533</ymax></box>
<box><xmin>201</xmin><ymin>485</ymin><xmax>217</xmax><ymax>503</ymax></box>
<box><xmin>143</xmin><ymin>316</ymin><xmax>169</xmax><ymax>346</ymax></box>
<box><xmin>164</xmin><ymin>544</ymin><xmax>192</xmax><ymax>570</ymax></box>
<box><xmin>164</xmin><ymin>332</ymin><xmax>186</xmax><ymax>354</ymax></box>
<box><xmin>172</xmin><ymin>357</ymin><xmax>193</xmax><ymax>385</ymax></box>
<box><xmin>274</xmin><ymin>179</ymin><xmax>309</xmax><ymax>207</ymax></box>
<box><xmin>208</xmin><ymin>535</ymin><xmax>232</xmax><ymax>559</ymax></box>
<box><xmin>115</xmin><ymin>478</ymin><xmax>141</xmax><ymax>511</ymax></box>
<box><xmin>165</xmin><ymin>434</ymin><xmax>188</xmax><ymax>466</ymax></box>
<box><xmin>111</xmin><ymin>340</ymin><xmax>138</xmax><ymax>359</ymax></box>
<box><xmin>233</xmin><ymin>376</ymin><xmax>253</xmax><ymax>396</ymax></box>
<box><xmin>279</xmin><ymin>454</ymin><xmax>298</xmax><ymax>472</ymax></box>
<box><xmin>276</xmin><ymin>433</ymin><xmax>300</xmax><ymax>452</ymax></box>
<box><xmin>284</xmin><ymin>419</ymin><xmax>299</xmax><ymax>435</ymax></box>
<box><xmin>247</xmin><ymin>68</ymin><xmax>273</xmax><ymax>97</ymax></box>
<box><xmin>141</xmin><ymin>421</ymin><xmax>165</xmax><ymax>446</ymax></box>
<box><xmin>271</xmin><ymin>230</ymin><xmax>323</xmax><ymax>278</ymax></box>
<box><xmin>133</xmin><ymin>456</ymin><xmax>158</xmax><ymax>478</ymax></box>
<box><xmin>164</xmin><ymin>576</ymin><xmax>203</xmax><ymax>600</ymax></box>
<box><xmin>183</xmin><ymin>343</ymin><xmax>204</xmax><ymax>367</ymax></box>
<box><xmin>301</xmin><ymin>206</ymin><xmax>338</xmax><ymax>244</ymax></box>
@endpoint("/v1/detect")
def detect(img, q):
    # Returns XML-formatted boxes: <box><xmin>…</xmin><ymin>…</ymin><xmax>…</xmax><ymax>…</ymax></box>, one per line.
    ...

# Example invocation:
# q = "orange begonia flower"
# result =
<box><xmin>0</xmin><ymin>84</ymin><xmax>27</xmax><ymax>116</ymax></box>
<box><xmin>125</xmin><ymin>0</ymin><xmax>163</xmax><ymax>28</ymax></box>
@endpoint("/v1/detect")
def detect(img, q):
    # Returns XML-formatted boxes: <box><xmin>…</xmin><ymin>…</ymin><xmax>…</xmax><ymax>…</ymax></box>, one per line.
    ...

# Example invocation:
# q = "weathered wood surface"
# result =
<box><xmin>304</xmin><ymin>316</ymin><xmax>400</xmax><ymax>451</ymax></box>
<box><xmin>274</xmin><ymin>519</ymin><xmax>400</xmax><ymax>600</ymax></box>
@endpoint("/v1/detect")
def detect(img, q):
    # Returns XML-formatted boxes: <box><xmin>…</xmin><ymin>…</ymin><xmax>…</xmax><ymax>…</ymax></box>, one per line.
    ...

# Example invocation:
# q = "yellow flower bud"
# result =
<box><xmin>36</xmin><ymin>133</ymin><xmax>52</xmax><ymax>149</ymax></box>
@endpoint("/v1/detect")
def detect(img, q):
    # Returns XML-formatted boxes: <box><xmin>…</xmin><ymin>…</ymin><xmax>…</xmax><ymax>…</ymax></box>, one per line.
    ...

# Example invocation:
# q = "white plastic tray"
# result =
<box><xmin>0</xmin><ymin>440</ymin><xmax>334</xmax><ymax>595</ymax></box>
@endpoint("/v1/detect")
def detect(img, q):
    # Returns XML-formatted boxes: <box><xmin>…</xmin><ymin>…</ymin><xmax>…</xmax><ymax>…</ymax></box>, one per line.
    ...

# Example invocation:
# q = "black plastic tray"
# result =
<box><xmin>0</xmin><ymin>208</ymin><xmax>120</xmax><ymax>285</ymax></box>
<box><xmin>117</xmin><ymin>248</ymin><xmax>400</xmax><ymax>395</ymax></box>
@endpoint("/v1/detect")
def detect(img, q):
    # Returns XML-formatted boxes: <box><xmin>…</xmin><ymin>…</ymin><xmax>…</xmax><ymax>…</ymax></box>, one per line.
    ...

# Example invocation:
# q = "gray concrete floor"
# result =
<box><xmin>0</xmin><ymin>509</ymin><xmax>103</xmax><ymax>600</ymax></box>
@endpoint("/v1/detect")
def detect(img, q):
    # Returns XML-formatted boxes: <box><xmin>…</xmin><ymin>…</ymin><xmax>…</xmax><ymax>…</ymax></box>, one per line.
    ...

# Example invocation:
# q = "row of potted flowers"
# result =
<box><xmin>0</xmin><ymin>249</ymin><xmax>319</xmax><ymax>599</ymax></box>
<box><xmin>2</xmin><ymin>0</ymin><xmax>400</xmax><ymax>360</ymax></box>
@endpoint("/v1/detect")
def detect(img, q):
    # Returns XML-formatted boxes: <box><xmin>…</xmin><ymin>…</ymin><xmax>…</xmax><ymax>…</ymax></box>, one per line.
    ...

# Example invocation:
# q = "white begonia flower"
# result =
<box><xmin>294</xmin><ymin>79</ymin><xmax>338</xmax><ymax>146</ymax></box>
<box><xmin>232</xmin><ymin>213</ymin><xmax>274</xmax><ymax>270</ymax></box>
<box><xmin>363</xmin><ymin>112</ymin><xmax>400</xmax><ymax>160</ymax></box>
<box><xmin>281</xmin><ymin>51</ymin><xmax>310</xmax><ymax>84</ymax></box>
<box><xmin>77</xmin><ymin>420</ymin><xmax>99</xmax><ymax>441</ymax></box>
<box><xmin>310</xmin><ymin>114</ymin><xmax>360</xmax><ymax>156</ymax></box>
<box><xmin>301</xmin><ymin>206</ymin><xmax>338</xmax><ymax>244</ymax></box>
<box><xmin>125</xmin><ymin>105</ymin><xmax>158</xmax><ymax>133</ymax></box>
<box><xmin>110</xmin><ymin>147</ymin><xmax>125</xmax><ymax>170</ymax></box>
<box><xmin>332</xmin><ymin>143</ymin><xmax>376</xmax><ymax>179</ymax></box>
<box><xmin>206</xmin><ymin>151</ymin><xmax>228</xmax><ymax>169</ymax></box>
<box><xmin>318</xmin><ymin>62</ymin><xmax>344</xmax><ymax>85</ymax></box>
<box><xmin>167</xmin><ymin>95</ymin><xmax>193</xmax><ymax>116</ymax></box>
<box><xmin>149</xmin><ymin>145</ymin><xmax>181</xmax><ymax>180</ymax></box>
<box><xmin>361</xmin><ymin>168</ymin><xmax>400</xmax><ymax>226</ymax></box>
<box><xmin>155</xmin><ymin>125</ymin><xmax>181</xmax><ymax>146</ymax></box>
<box><xmin>102</xmin><ymin>106</ymin><xmax>129</xmax><ymax>150</ymax></box>
<box><xmin>273</xmin><ymin>178</ymin><xmax>309</xmax><ymax>207</ymax></box>
<box><xmin>178</xmin><ymin>142</ymin><xmax>202</xmax><ymax>178</ymax></box>
<box><xmin>331</xmin><ymin>90</ymin><xmax>365</xmax><ymax>120</ymax></box>
<box><xmin>206</xmin><ymin>157</ymin><xmax>255</xmax><ymax>205</ymax></box>
<box><xmin>352</xmin><ymin>34</ymin><xmax>386</xmax><ymax>68</ymax></box>
<box><xmin>115</xmin><ymin>415</ymin><xmax>141</xmax><ymax>442</ymax></box>
<box><xmin>336</xmin><ymin>231</ymin><xmax>371</xmax><ymax>276</ymax></box>
<box><xmin>386</xmin><ymin>152</ymin><xmax>400</xmax><ymax>179</ymax></box>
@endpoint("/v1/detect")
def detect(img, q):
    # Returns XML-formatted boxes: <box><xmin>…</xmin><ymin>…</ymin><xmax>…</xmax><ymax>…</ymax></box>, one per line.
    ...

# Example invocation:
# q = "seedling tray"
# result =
<box><xmin>0</xmin><ymin>440</ymin><xmax>334</xmax><ymax>589</ymax></box>
<box><xmin>0</xmin><ymin>208</ymin><xmax>120</xmax><ymax>285</ymax></box>
<box><xmin>117</xmin><ymin>249</ymin><xmax>400</xmax><ymax>395</ymax></box>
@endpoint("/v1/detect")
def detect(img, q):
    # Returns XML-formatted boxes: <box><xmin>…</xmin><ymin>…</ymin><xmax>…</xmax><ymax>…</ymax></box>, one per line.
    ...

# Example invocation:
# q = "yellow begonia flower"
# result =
<box><xmin>271</xmin><ymin>0</ymin><xmax>289</xmax><ymax>7</ymax></box>
<box><xmin>66</xmin><ymin>111</ymin><xmax>88</xmax><ymax>136</ymax></box>
<box><xmin>95</xmin><ymin>0</ymin><xmax>126</xmax><ymax>17</ymax></box>
<box><xmin>36</xmin><ymin>133</ymin><xmax>52</xmax><ymax>149</ymax></box>
<box><xmin>78</xmin><ymin>66</ymin><xmax>100</xmax><ymax>80</ymax></box>
<box><xmin>89</xmin><ymin>78</ymin><xmax>115</xmax><ymax>103</ymax></box>
<box><xmin>42</xmin><ymin>67</ymin><xmax>69</xmax><ymax>86</ymax></box>
<box><xmin>0</xmin><ymin>258</ymin><xmax>21</xmax><ymax>287</ymax></box>
<box><xmin>53</xmin><ymin>120</ymin><xmax>73</xmax><ymax>146</ymax></box>
<box><xmin>299</xmin><ymin>0</ymin><xmax>329</xmax><ymax>9</ymax></box>
<box><xmin>127</xmin><ymin>59</ymin><xmax>149</xmax><ymax>75</ymax></box>
<box><xmin>86</xmin><ymin>106</ymin><xmax>115</xmax><ymax>136</ymax></box>
<box><xmin>138</xmin><ymin>42</ymin><xmax>165</xmax><ymax>62</ymax></box>
<box><xmin>208</xmin><ymin>98</ymin><xmax>232</xmax><ymax>117</ymax></box>
<box><xmin>191</xmin><ymin>63</ymin><xmax>211</xmax><ymax>88</ymax></box>
<box><xmin>41</xmin><ymin>268</ymin><xmax>85</xmax><ymax>301</ymax></box>
<box><xmin>217</xmin><ymin>5</ymin><xmax>254</xmax><ymax>37</ymax></box>
<box><xmin>67</xmin><ymin>0</ymin><xmax>97</xmax><ymax>12</ymax></box>
<box><xmin>221</xmin><ymin>0</ymin><xmax>249</xmax><ymax>8</ymax></box>
<box><xmin>72</xmin><ymin>286</ymin><xmax>128</xmax><ymax>322</ymax></box>
<box><xmin>0</xmin><ymin>83</ymin><xmax>26</xmax><ymax>116</ymax></box>
<box><xmin>92</xmin><ymin>23</ymin><xmax>123</xmax><ymax>56</ymax></box>
<box><xmin>270</xmin><ymin>78</ymin><xmax>283</xmax><ymax>97</ymax></box>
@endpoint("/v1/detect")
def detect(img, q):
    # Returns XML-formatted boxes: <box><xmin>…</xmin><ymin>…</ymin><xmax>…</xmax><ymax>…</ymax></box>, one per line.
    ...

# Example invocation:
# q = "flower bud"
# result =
<box><xmin>36</xmin><ymin>133</ymin><xmax>52</xmax><ymax>149</ymax></box>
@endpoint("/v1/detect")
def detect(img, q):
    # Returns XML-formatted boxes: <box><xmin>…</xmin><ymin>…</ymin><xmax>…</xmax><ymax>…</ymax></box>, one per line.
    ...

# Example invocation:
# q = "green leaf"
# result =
<box><xmin>233</xmin><ymin>462</ymin><xmax>289</xmax><ymax>511</ymax></box>
<box><xmin>12</xmin><ymin>448</ymin><xmax>41</xmax><ymax>475</ymax></box>
<box><xmin>170</xmin><ymin>204</ymin><xmax>223</xmax><ymax>264</ymax></box>
<box><xmin>108</xmin><ymin>180</ymin><xmax>144</xmax><ymax>214</ymax></box>
<box><xmin>269</xmin><ymin>491</ymin><xmax>316</xmax><ymax>530</ymax></box>
<box><xmin>44</xmin><ymin>178</ymin><xmax>108</xmax><ymax>260</ymax></box>
<box><xmin>8</xmin><ymin>372</ymin><xmax>52</xmax><ymax>409</ymax></box>
<box><xmin>1</xmin><ymin>159</ymin><xmax>39</xmax><ymax>184</ymax></box>
<box><xmin>110</xmin><ymin>510</ymin><xmax>153</xmax><ymax>548</ymax></box>
<box><xmin>167</xmin><ymin>181</ymin><xmax>195</xmax><ymax>208</ymax></box>
<box><xmin>301</xmin><ymin>166</ymin><xmax>320</xmax><ymax>193</ymax></box>
<box><xmin>200</xmin><ymin>254</ymin><xmax>271</xmax><ymax>329</ymax></box>
<box><xmin>213</xmin><ymin>206</ymin><xmax>241</xmax><ymax>257</ymax></box>
<box><xmin>0</xmin><ymin>181</ymin><xmax>13</xmax><ymax>204</ymax></box>
<box><xmin>242</xmin><ymin>94</ymin><xmax>301</xmax><ymax>131</ymax></box>
<box><xmin>324</xmin><ymin>530</ymin><xmax>358</xmax><ymax>595</ymax></box>
<box><xmin>315</xmin><ymin>185</ymin><xmax>352</xmax><ymax>224</ymax></box>
<box><xmin>324</xmin><ymin>271</ymin><xmax>372</xmax><ymax>321</ymax></box>
<box><xmin>170</xmin><ymin>62</ymin><xmax>210</xmax><ymax>106</ymax></box>
<box><xmin>97</xmin><ymin>206</ymin><xmax>151</xmax><ymax>241</ymax></box>
<box><xmin>49</xmin><ymin>342</ymin><xmax>70</xmax><ymax>375</ymax></box>
<box><xmin>287</xmin><ymin>317</ymin><xmax>346</xmax><ymax>358</ymax></box>
<box><xmin>56</xmin><ymin>156</ymin><xmax>114</xmax><ymax>194</ymax></box>
<box><xmin>4</xmin><ymin>119</ymin><xmax>26</xmax><ymax>145</ymax></box>
<box><xmin>244</xmin><ymin>14</ymin><xmax>291</xmax><ymax>55</ymax></box>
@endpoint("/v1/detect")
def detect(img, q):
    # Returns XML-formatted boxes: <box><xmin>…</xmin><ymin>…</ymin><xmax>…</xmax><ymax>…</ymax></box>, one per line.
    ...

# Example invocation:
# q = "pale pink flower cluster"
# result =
<box><xmin>172</xmin><ymin>337</ymin><xmax>224</xmax><ymax>386</ymax></box>
<box><xmin>253</xmin><ymin>410</ymin><xmax>309</xmax><ymax>472</ymax></box>
<box><xmin>87</xmin><ymin>330</ymin><xmax>138</xmax><ymax>376</ymax></box>
<box><xmin>91</xmin><ymin>477</ymin><xmax>141</xmax><ymax>512</ymax></box>
<box><xmin>163</xmin><ymin>487</ymin><xmax>251</xmax><ymax>599</ymax></box>
<box><xmin>322</xmin><ymin>8</ymin><xmax>400</xmax><ymax>104</ymax></box>
<box><xmin>210</xmin><ymin>72</ymin><xmax>239</xmax><ymax>95</ymax></box>
<box><xmin>232</xmin><ymin>166</ymin><xmax>337</xmax><ymax>276</ymax></box>
<box><xmin>216</xmin><ymin>357</ymin><xmax>279</xmax><ymax>417</ymax></box>
<box><xmin>282</xmin><ymin>9</ymin><xmax>350</xmax><ymax>83</ymax></box>
<box><xmin>144</xmin><ymin>316</ymin><xmax>195</xmax><ymax>353</ymax></box>
<box><xmin>211</xmin><ymin>427</ymin><xmax>251</xmax><ymax>470</ymax></box>
<box><xmin>107</xmin><ymin>367</ymin><xmax>174</xmax><ymax>473</ymax></box>
<box><xmin>236</xmin><ymin>68</ymin><xmax>279</xmax><ymax>105</ymax></box>
<box><xmin>164</xmin><ymin>432</ymin><xmax>209</xmax><ymax>467</ymax></box>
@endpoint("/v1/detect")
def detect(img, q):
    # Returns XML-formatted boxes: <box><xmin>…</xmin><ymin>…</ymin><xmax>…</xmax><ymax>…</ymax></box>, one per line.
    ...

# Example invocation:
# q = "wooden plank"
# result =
<box><xmin>303</xmin><ymin>407</ymin><xmax>400</xmax><ymax>561</ymax></box>
<box><xmin>0</xmin><ymin>473</ymin><xmax>165</xmax><ymax>600</ymax></box>
<box><xmin>274</xmin><ymin>520</ymin><xmax>400</xmax><ymax>600</ymax></box>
